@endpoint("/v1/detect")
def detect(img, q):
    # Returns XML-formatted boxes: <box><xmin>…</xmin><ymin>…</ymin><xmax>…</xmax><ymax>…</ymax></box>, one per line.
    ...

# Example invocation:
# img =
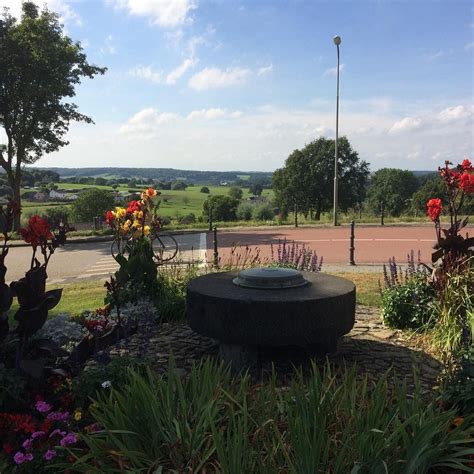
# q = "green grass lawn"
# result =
<box><xmin>8</xmin><ymin>271</ymin><xmax>381</xmax><ymax>327</ymax></box>
<box><xmin>8</xmin><ymin>280</ymin><xmax>106</xmax><ymax>325</ymax></box>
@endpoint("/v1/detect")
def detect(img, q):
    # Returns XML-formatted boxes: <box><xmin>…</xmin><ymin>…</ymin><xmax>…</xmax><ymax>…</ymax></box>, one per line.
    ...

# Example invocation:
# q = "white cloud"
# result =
<box><xmin>41</xmin><ymin>99</ymin><xmax>473</xmax><ymax>173</ymax></box>
<box><xmin>100</xmin><ymin>35</ymin><xmax>117</xmax><ymax>55</ymax></box>
<box><xmin>186</xmin><ymin>108</ymin><xmax>242</xmax><ymax>120</ymax></box>
<box><xmin>465</xmin><ymin>41</ymin><xmax>474</xmax><ymax>51</ymax></box>
<box><xmin>129</xmin><ymin>66</ymin><xmax>162</xmax><ymax>84</ymax></box>
<box><xmin>389</xmin><ymin>116</ymin><xmax>423</xmax><ymax>133</ymax></box>
<box><xmin>438</xmin><ymin>105</ymin><xmax>472</xmax><ymax>122</ymax></box>
<box><xmin>166</xmin><ymin>58</ymin><xmax>196</xmax><ymax>84</ymax></box>
<box><xmin>257</xmin><ymin>64</ymin><xmax>273</xmax><ymax>77</ymax></box>
<box><xmin>188</xmin><ymin>66</ymin><xmax>252</xmax><ymax>90</ymax></box>
<box><xmin>425</xmin><ymin>50</ymin><xmax>445</xmax><ymax>62</ymax></box>
<box><xmin>110</xmin><ymin>0</ymin><xmax>197</xmax><ymax>28</ymax></box>
<box><xmin>1</xmin><ymin>0</ymin><xmax>81</xmax><ymax>26</ymax></box>
<box><xmin>323</xmin><ymin>63</ymin><xmax>345</xmax><ymax>76</ymax></box>
<box><xmin>119</xmin><ymin>108</ymin><xmax>178</xmax><ymax>136</ymax></box>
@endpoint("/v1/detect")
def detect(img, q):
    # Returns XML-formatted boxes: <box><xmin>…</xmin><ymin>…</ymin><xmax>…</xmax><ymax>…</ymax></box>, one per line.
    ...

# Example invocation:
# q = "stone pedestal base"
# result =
<box><xmin>219</xmin><ymin>343</ymin><xmax>258</xmax><ymax>371</ymax></box>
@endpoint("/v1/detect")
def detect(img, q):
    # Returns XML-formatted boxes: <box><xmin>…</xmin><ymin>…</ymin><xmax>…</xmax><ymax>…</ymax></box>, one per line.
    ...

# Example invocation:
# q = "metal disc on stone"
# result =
<box><xmin>232</xmin><ymin>267</ymin><xmax>309</xmax><ymax>289</ymax></box>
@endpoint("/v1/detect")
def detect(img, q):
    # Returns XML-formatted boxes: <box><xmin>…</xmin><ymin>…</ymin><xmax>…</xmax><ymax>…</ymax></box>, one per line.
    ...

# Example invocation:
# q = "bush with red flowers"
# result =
<box><xmin>427</xmin><ymin>159</ymin><xmax>474</xmax><ymax>267</ymax></box>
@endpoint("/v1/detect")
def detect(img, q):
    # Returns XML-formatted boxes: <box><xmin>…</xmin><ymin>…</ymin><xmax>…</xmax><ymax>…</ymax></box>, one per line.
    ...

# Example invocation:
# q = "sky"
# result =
<box><xmin>1</xmin><ymin>0</ymin><xmax>473</xmax><ymax>172</ymax></box>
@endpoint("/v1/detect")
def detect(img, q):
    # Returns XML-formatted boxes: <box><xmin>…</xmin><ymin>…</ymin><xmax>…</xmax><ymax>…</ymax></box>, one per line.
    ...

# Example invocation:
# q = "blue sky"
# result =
<box><xmin>1</xmin><ymin>0</ymin><xmax>473</xmax><ymax>171</ymax></box>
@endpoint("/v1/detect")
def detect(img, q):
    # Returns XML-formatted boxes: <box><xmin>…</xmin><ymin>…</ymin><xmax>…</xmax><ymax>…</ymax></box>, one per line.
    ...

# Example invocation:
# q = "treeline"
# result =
<box><xmin>272</xmin><ymin>136</ymin><xmax>473</xmax><ymax>221</ymax></box>
<box><xmin>36</xmin><ymin>167</ymin><xmax>273</xmax><ymax>186</ymax></box>
<box><xmin>0</xmin><ymin>169</ymin><xmax>60</xmax><ymax>196</ymax></box>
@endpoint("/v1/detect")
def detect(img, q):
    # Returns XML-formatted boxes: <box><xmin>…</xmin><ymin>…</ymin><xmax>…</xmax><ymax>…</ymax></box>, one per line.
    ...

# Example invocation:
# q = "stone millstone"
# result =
<box><xmin>233</xmin><ymin>267</ymin><xmax>309</xmax><ymax>289</ymax></box>
<box><xmin>186</xmin><ymin>270</ymin><xmax>356</xmax><ymax>352</ymax></box>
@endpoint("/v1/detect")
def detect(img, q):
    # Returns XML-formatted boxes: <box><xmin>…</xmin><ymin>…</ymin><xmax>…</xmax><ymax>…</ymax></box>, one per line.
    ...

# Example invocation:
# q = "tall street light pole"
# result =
<box><xmin>333</xmin><ymin>35</ymin><xmax>341</xmax><ymax>226</ymax></box>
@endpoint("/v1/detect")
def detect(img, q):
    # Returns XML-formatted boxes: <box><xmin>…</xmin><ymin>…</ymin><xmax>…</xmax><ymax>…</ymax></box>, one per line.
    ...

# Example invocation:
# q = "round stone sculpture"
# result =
<box><xmin>186</xmin><ymin>268</ymin><xmax>356</xmax><ymax>369</ymax></box>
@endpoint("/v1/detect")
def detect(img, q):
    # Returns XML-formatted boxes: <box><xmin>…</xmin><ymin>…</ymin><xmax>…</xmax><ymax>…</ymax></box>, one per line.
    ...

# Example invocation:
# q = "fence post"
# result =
<box><xmin>348</xmin><ymin>220</ymin><xmax>356</xmax><ymax>266</ymax></box>
<box><xmin>213</xmin><ymin>226</ymin><xmax>219</xmax><ymax>268</ymax></box>
<box><xmin>208</xmin><ymin>207</ymin><xmax>213</xmax><ymax>231</ymax></box>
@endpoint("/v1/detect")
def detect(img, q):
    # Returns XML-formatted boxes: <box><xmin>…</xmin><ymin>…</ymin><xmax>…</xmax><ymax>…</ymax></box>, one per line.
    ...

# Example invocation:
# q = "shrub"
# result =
<box><xmin>154</xmin><ymin>265</ymin><xmax>199</xmax><ymax>321</ymax></box>
<box><xmin>228</xmin><ymin>186</ymin><xmax>243</xmax><ymax>200</ymax></box>
<box><xmin>200</xmin><ymin>186</ymin><xmax>210</xmax><ymax>194</ymax></box>
<box><xmin>381</xmin><ymin>273</ymin><xmax>436</xmax><ymax>330</ymax></box>
<box><xmin>252</xmin><ymin>202</ymin><xmax>274</xmax><ymax>221</ymax></box>
<box><xmin>203</xmin><ymin>195</ymin><xmax>239</xmax><ymax>221</ymax></box>
<box><xmin>236</xmin><ymin>202</ymin><xmax>253</xmax><ymax>221</ymax></box>
<box><xmin>42</xmin><ymin>206</ymin><xmax>70</xmax><ymax>228</ymax></box>
<box><xmin>71</xmin><ymin>356</ymin><xmax>152</xmax><ymax>409</ymax></box>
<box><xmin>179</xmin><ymin>213</ymin><xmax>196</xmax><ymax>225</ymax></box>
<box><xmin>171</xmin><ymin>181</ymin><xmax>187</xmax><ymax>191</ymax></box>
<box><xmin>72</xmin><ymin>189</ymin><xmax>115</xmax><ymax>222</ymax></box>
<box><xmin>66</xmin><ymin>360</ymin><xmax>474</xmax><ymax>473</ymax></box>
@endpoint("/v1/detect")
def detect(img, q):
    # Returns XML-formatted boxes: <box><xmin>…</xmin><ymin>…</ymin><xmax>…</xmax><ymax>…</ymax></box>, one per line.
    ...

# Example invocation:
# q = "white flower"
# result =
<box><xmin>101</xmin><ymin>380</ymin><xmax>112</xmax><ymax>389</ymax></box>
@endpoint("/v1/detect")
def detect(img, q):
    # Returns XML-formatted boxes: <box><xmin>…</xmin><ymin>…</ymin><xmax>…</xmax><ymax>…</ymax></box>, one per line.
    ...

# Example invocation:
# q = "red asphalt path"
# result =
<box><xmin>206</xmin><ymin>225</ymin><xmax>473</xmax><ymax>264</ymax></box>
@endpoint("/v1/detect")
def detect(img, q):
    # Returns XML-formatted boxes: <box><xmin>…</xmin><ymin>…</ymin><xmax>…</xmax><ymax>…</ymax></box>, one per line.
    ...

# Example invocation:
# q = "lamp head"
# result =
<box><xmin>333</xmin><ymin>35</ymin><xmax>341</xmax><ymax>46</ymax></box>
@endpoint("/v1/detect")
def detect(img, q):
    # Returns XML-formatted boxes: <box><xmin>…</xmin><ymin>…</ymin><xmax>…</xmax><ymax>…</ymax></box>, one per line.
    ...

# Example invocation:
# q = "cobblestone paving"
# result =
<box><xmin>103</xmin><ymin>305</ymin><xmax>443</xmax><ymax>394</ymax></box>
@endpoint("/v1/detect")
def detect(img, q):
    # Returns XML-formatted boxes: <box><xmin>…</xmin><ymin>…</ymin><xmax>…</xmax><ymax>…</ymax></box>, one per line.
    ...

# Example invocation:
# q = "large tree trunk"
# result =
<box><xmin>315</xmin><ymin>201</ymin><xmax>322</xmax><ymax>221</ymax></box>
<box><xmin>12</xmin><ymin>179</ymin><xmax>21</xmax><ymax>231</ymax></box>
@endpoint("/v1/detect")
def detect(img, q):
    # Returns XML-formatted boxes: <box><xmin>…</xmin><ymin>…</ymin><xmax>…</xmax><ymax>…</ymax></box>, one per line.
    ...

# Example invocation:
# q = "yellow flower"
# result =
<box><xmin>132</xmin><ymin>219</ymin><xmax>140</xmax><ymax>228</ymax></box>
<box><xmin>115</xmin><ymin>207</ymin><xmax>126</xmax><ymax>218</ymax></box>
<box><xmin>122</xmin><ymin>219</ymin><xmax>132</xmax><ymax>231</ymax></box>
<box><xmin>143</xmin><ymin>225</ymin><xmax>151</xmax><ymax>236</ymax></box>
<box><xmin>73</xmin><ymin>409</ymin><xmax>82</xmax><ymax>422</ymax></box>
<box><xmin>133</xmin><ymin>228</ymin><xmax>142</xmax><ymax>238</ymax></box>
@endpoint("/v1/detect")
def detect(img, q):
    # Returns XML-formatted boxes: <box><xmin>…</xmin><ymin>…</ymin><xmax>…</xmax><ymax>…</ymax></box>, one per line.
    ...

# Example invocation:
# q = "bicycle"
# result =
<box><xmin>111</xmin><ymin>230</ymin><xmax>179</xmax><ymax>266</ymax></box>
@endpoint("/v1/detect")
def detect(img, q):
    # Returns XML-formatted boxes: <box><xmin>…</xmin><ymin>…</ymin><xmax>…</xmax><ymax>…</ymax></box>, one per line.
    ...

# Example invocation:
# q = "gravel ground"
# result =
<box><xmin>88</xmin><ymin>305</ymin><xmax>443</xmax><ymax>396</ymax></box>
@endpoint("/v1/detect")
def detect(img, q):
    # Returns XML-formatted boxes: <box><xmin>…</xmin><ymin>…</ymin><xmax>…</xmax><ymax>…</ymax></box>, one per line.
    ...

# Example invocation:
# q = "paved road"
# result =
<box><xmin>6</xmin><ymin>233</ymin><xmax>205</xmax><ymax>284</ymax></box>
<box><xmin>206</xmin><ymin>225</ymin><xmax>473</xmax><ymax>266</ymax></box>
<box><xmin>6</xmin><ymin>225</ymin><xmax>471</xmax><ymax>283</ymax></box>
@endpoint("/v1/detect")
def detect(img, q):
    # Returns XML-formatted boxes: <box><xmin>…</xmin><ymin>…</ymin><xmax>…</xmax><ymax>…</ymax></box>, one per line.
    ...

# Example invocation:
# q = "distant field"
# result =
<box><xmin>20</xmin><ymin>184</ymin><xmax>274</xmax><ymax>220</ymax></box>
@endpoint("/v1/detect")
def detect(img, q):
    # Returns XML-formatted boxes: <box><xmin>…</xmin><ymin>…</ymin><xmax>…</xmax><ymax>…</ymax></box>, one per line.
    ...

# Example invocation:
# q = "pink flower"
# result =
<box><xmin>13</xmin><ymin>452</ymin><xmax>33</xmax><ymax>464</ymax></box>
<box><xmin>35</xmin><ymin>400</ymin><xmax>52</xmax><ymax>413</ymax></box>
<box><xmin>44</xmin><ymin>449</ymin><xmax>57</xmax><ymax>461</ymax></box>
<box><xmin>22</xmin><ymin>439</ymin><xmax>33</xmax><ymax>450</ymax></box>
<box><xmin>31</xmin><ymin>431</ymin><xmax>45</xmax><ymax>439</ymax></box>
<box><xmin>60</xmin><ymin>433</ymin><xmax>77</xmax><ymax>447</ymax></box>
<box><xmin>47</xmin><ymin>411</ymin><xmax>69</xmax><ymax>421</ymax></box>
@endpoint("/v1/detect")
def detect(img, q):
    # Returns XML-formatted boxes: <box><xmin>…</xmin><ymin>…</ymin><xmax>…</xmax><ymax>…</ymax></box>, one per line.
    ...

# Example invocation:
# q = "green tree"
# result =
<box><xmin>72</xmin><ymin>189</ymin><xmax>115</xmax><ymax>223</ymax></box>
<box><xmin>228</xmin><ymin>186</ymin><xmax>243</xmax><ymax>200</ymax></box>
<box><xmin>200</xmin><ymin>186</ymin><xmax>210</xmax><ymax>194</ymax></box>
<box><xmin>273</xmin><ymin>137</ymin><xmax>369</xmax><ymax>224</ymax></box>
<box><xmin>249</xmin><ymin>182</ymin><xmax>263</xmax><ymax>196</ymax></box>
<box><xmin>411</xmin><ymin>174</ymin><xmax>474</xmax><ymax>217</ymax></box>
<box><xmin>203</xmin><ymin>195</ymin><xmax>239</xmax><ymax>221</ymax></box>
<box><xmin>172</xmin><ymin>181</ymin><xmax>187</xmax><ymax>191</ymax></box>
<box><xmin>0</xmin><ymin>3</ymin><xmax>106</xmax><ymax>229</ymax></box>
<box><xmin>366</xmin><ymin>168</ymin><xmax>419</xmax><ymax>216</ymax></box>
<box><xmin>95</xmin><ymin>177</ymin><xmax>107</xmax><ymax>186</ymax></box>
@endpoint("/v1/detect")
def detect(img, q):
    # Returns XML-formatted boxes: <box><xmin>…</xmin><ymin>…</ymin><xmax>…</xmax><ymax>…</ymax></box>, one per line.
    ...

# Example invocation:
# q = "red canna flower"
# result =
<box><xmin>458</xmin><ymin>172</ymin><xmax>474</xmax><ymax>194</ymax></box>
<box><xmin>461</xmin><ymin>159</ymin><xmax>472</xmax><ymax>171</ymax></box>
<box><xmin>19</xmin><ymin>215</ymin><xmax>53</xmax><ymax>248</ymax></box>
<box><xmin>427</xmin><ymin>198</ymin><xmax>442</xmax><ymax>221</ymax></box>
<box><xmin>126</xmin><ymin>200</ymin><xmax>142</xmax><ymax>214</ymax></box>
<box><xmin>105</xmin><ymin>211</ymin><xmax>115</xmax><ymax>224</ymax></box>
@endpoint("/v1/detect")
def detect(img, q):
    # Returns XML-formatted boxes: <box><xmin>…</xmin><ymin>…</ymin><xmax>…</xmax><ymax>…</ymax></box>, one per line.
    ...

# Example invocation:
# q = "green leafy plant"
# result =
<box><xmin>381</xmin><ymin>272</ymin><xmax>436</xmax><ymax>330</ymax></box>
<box><xmin>62</xmin><ymin>360</ymin><xmax>474</xmax><ymax>473</ymax></box>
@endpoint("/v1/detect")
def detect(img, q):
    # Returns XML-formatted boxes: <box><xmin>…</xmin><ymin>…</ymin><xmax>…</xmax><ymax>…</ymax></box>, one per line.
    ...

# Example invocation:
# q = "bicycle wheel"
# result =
<box><xmin>152</xmin><ymin>232</ymin><xmax>179</xmax><ymax>264</ymax></box>
<box><xmin>111</xmin><ymin>236</ymin><xmax>131</xmax><ymax>260</ymax></box>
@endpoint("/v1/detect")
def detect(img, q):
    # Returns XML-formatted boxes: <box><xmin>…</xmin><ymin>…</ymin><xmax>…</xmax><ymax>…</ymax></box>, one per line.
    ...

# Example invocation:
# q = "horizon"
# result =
<box><xmin>1</xmin><ymin>0</ymin><xmax>473</xmax><ymax>172</ymax></box>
